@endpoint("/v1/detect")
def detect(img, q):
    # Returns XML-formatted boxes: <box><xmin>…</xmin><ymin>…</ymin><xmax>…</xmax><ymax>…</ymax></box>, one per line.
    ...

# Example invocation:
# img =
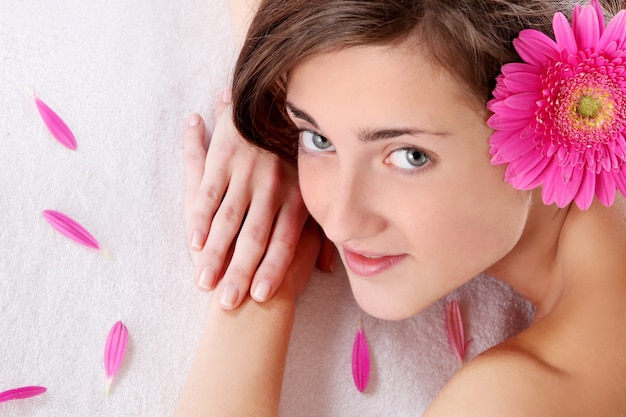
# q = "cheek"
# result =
<box><xmin>445</xmin><ymin>170</ymin><xmax>530</xmax><ymax>261</ymax></box>
<box><xmin>413</xmin><ymin>162</ymin><xmax>530</xmax><ymax>267</ymax></box>
<box><xmin>297</xmin><ymin>157</ymin><xmax>328</xmax><ymax>224</ymax></box>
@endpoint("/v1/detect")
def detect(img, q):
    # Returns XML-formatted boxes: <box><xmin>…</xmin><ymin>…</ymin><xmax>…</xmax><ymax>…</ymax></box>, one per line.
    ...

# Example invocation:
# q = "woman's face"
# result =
<box><xmin>287</xmin><ymin>45</ymin><xmax>531</xmax><ymax>320</ymax></box>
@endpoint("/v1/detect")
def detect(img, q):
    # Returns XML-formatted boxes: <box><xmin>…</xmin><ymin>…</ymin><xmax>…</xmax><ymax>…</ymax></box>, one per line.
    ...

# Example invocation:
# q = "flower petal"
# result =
<box><xmin>574</xmin><ymin>168</ymin><xmax>597</xmax><ymax>210</ymax></box>
<box><xmin>541</xmin><ymin>162</ymin><xmax>562</xmax><ymax>205</ymax></box>
<box><xmin>34</xmin><ymin>93</ymin><xmax>77</xmax><ymax>150</ymax></box>
<box><xmin>504</xmin><ymin>92</ymin><xmax>540</xmax><ymax>111</ymax></box>
<box><xmin>555</xmin><ymin>165</ymin><xmax>583</xmax><ymax>207</ymax></box>
<box><xmin>553</xmin><ymin>12</ymin><xmax>578</xmax><ymax>54</ymax></box>
<box><xmin>351</xmin><ymin>323</ymin><xmax>370</xmax><ymax>393</ymax></box>
<box><xmin>104</xmin><ymin>321</ymin><xmax>129</xmax><ymax>395</ymax></box>
<box><xmin>590</xmin><ymin>0</ymin><xmax>606</xmax><ymax>35</ymax></box>
<box><xmin>614</xmin><ymin>168</ymin><xmax>626</xmax><ymax>195</ymax></box>
<box><xmin>43</xmin><ymin>210</ymin><xmax>101</xmax><ymax>250</ymax></box>
<box><xmin>595</xmin><ymin>170</ymin><xmax>617</xmax><ymax>207</ymax></box>
<box><xmin>505</xmin><ymin>149</ymin><xmax>550</xmax><ymax>189</ymax></box>
<box><xmin>598</xmin><ymin>10</ymin><xmax>626</xmax><ymax>52</ymax></box>
<box><xmin>514</xmin><ymin>30</ymin><xmax>560</xmax><ymax>67</ymax></box>
<box><xmin>445</xmin><ymin>300</ymin><xmax>471</xmax><ymax>363</ymax></box>
<box><xmin>573</xmin><ymin>4</ymin><xmax>601</xmax><ymax>52</ymax></box>
<box><xmin>487</xmin><ymin>112</ymin><xmax>533</xmax><ymax>130</ymax></box>
<box><xmin>500</xmin><ymin>70</ymin><xmax>542</xmax><ymax>94</ymax></box>
<box><xmin>0</xmin><ymin>386</ymin><xmax>47</xmax><ymax>403</ymax></box>
<box><xmin>491</xmin><ymin>132</ymin><xmax>537</xmax><ymax>162</ymax></box>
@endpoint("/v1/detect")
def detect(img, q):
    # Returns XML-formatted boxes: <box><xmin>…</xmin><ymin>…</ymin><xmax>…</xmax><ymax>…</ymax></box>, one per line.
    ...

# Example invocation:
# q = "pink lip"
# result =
<box><xmin>342</xmin><ymin>247</ymin><xmax>406</xmax><ymax>277</ymax></box>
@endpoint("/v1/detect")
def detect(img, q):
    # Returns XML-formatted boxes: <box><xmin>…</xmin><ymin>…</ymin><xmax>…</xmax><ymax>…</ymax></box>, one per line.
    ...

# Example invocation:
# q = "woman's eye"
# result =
<box><xmin>300</xmin><ymin>131</ymin><xmax>335</xmax><ymax>152</ymax></box>
<box><xmin>387</xmin><ymin>148</ymin><xmax>431</xmax><ymax>170</ymax></box>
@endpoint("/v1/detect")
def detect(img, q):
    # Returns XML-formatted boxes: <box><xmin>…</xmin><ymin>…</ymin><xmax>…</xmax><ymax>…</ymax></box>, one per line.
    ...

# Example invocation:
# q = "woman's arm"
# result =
<box><xmin>174</xmin><ymin>221</ymin><xmax>320</xmax><ymax>417</ymax></box>
<box><xmin>177</xmin><ymin>113</ymin><xmax>321</xmax><ymax>416</ymax></box>
<box><xmin>173</xmin><ymin>286</ymin><xmax>295</xmax><ymax>417</ymax></box>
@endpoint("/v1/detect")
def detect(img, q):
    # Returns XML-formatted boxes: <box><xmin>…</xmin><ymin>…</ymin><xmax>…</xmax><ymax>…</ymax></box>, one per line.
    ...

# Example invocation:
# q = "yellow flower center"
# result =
<box><xmin>551</xmin><ymin>71</ymin><xmax>623</xmax><ymax>146</ymax></box>
<box><xmin>576</xmin><ymin>95</ymin><xmax>602</xmax><ymax>118</ymax></box>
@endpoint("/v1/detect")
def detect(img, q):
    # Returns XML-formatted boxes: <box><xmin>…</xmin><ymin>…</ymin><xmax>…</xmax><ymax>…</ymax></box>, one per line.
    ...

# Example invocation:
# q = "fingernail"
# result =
<box><xmin>252</xmin><ymin>280</ymin><xmax>271</xmax><ymax>302</ymax></box>
<box><xmin>190</xmin><ymin>230</ymin><xmax>204</xmax><ymax>251</ymax></box>
<box><xmin>221</xmin><ymin>88</ymin><xmax>232</xmax><ymax>103</ymax></box>
<box><xmin>188</xmin><ymin>113</ymin><xmax>200</xmax><ymax>127</ymax></box>
<box><xmin>219</xmin><ymin>283</ymin><xmax>239</xmax><ymax>309</ymax></box>
<box><xmin>197</xmin><ymin>266</ymin><xmax>215</xmax><ymax>291</ymax></box>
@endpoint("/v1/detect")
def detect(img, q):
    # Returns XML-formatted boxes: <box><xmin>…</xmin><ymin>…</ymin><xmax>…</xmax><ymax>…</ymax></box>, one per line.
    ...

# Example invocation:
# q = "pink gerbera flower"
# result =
<box><xmin>488</xmin><ymin>0</ymin><xmax>626</xmax><ymax>210</ymax></box>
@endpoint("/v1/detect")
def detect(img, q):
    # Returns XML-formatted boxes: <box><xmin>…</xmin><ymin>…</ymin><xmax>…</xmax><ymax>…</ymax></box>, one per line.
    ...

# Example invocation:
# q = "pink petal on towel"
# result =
<box><xmin>0</xmin><ymin>386</ymin><xmax>47</xmax><ymax>403</ymax></box>
<box><xmin>351</xmin><ymin>322</ymin><xmax>370</xmax><ymax>392</ymax></box>
<box><xmin>104</xmin><ymin>321</ymin><xmax>128</xmax><ymax>395</ymax></box>
<box><xmin>445</xmin><ymin>300</ymin><xmax>472</xmax><ymax>363</ymax></box>
<box><xmin>43</xmin><ymin>210</ymin><xmax>101</xmax><ymax>251</ymax></box>
<box><xmin>33</xmin><ymin>93</ymin><xmax>77</xmax><ymax>150</ymax></box>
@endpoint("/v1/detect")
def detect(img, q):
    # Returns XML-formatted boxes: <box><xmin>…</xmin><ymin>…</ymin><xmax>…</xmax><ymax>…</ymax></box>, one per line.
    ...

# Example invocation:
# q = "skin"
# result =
<box><xmin>185</xmin><ymin>97</ymin><xmax>303</xmax><ymax>309</ymax></box>
<box><xmin>289</xmin><ymin>45</ymin><xmax>534</xmax><ymax>320</ymax></box>
<box><xmin>288</xmin><ymin>45</ymin><xmax>626</xmax><ymax>415</ymax></box>
<box><xmin>177</xmin><ymin>109</ymin><xmax>321</xmax><ymax>417</ymax></box>
<box><xmin>176</xmin><ymin>0</ymin><xmax>626</xmax><ymax>417</ymax></box>
<box><xmin>175</xmin><ymin>41</ymin><xmax>625</xmax><ymax>416</ymax></box>
<box><xmin>184</xmin><ymin>97</ymin><xmax>309</xmax><ymax>307</ymax></box>
<box><xmin>185</xmin><ymin>0</ymin><xmax>334</xmax><ymax>309</ymax></box>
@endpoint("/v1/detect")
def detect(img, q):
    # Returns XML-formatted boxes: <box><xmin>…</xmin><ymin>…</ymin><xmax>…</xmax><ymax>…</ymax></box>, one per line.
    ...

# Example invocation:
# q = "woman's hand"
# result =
<box><xmin>173</xmin><ymin>214</ymin><xmax>321</xmax><ymax>417</ymax></box>
<box><xmin>183</xmin><ymin>92</ymin><xmax>328</xmax><ymax>309</ymax></box>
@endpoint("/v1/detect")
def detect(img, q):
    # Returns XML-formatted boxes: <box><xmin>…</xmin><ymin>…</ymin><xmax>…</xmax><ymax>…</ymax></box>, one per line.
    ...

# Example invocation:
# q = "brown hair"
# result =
<box><xmin>231</xmin><ymin>0</ymin><xmax>617</xmax><ymax>164</ymax></box>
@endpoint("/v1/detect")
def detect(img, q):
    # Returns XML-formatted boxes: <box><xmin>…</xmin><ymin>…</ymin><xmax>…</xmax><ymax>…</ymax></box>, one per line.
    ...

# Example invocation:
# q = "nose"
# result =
<box><xmin>319</xmin><ymin>168</ymin><xmax>386</xmax><ymax>245</ymax></box>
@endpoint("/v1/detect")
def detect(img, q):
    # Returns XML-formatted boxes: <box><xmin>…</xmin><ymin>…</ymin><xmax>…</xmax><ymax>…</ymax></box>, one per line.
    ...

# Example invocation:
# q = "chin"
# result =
<box><xmin>351</xmin><ymin>287</ymin><xmax>423</xmax><ymax>321</ymax></box>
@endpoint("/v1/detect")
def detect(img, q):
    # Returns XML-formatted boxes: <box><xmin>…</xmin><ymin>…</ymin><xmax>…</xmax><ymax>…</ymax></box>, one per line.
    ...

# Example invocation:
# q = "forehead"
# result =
<box><xmin>286</xmin><ymin>45</ymin><xmax>484</xmax><ymax>129</ymax></box>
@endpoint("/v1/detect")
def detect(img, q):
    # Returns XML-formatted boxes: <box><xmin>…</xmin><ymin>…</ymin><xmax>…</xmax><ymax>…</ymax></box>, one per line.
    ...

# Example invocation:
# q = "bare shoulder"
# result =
<box><xmin>424</xmin><ymin>340</ymin><xmax>626</xmax><ymax>417</ymax></box>
<box><xmin>424</xmin><ymin>197</ymin><xmax>626</xmax><ymax>417</ymax></box>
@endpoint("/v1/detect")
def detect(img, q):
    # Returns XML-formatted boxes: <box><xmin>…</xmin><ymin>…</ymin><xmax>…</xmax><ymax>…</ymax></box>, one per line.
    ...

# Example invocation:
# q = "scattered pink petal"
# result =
<box><xmin>33</xmin><ymin>92</ymin><xmax>77</xmax><ymax>150</ymax></box>
<box><xmin>445</xmin><ymin>300</ymin><xmax>472</xmax><ymax>363</ymax></box>
<box><xmin>351</xmin><ymin>321</ymin><xmax>370</xmax><ymax>393</ymax></box>
<box><xmin>104</xmin><ymin>321</ymin><xmax>128</xmax><ymax>395</ymax></box>
<box><xmin>0</xmin><ymin>386</ymin><xmax>47</xmax><ymax>403</ymax></box>
<box><xmin>43</xmin><ymin>210</ymin><xmax>101</xmax><ymax>251</ymax></box>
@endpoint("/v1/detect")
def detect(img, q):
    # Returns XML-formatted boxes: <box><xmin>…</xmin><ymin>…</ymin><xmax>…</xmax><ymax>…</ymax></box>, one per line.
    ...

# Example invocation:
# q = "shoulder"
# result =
<box><xmin>424</xmin><ymin>340</ymin><xmax>624</xmax><ymax>417</ymax></box>
<box><xmin>424</xmin><ymin>344</ymin><xmax>558</xmax><ymax>417</ymax></box>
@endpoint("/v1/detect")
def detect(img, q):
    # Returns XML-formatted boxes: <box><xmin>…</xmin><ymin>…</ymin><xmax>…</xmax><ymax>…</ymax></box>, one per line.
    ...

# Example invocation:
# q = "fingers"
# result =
<box><xmin>246</xmin><ymin>184</ymin><xmax>309</xmax><ymax>303</ymax></box>
<box><xmin>183</xmin><ymin>113</ymin><xmax>207</xmax><ymax>233</ymax></box>
<box><xmin>183</xmin><ymin>90</ymin><xmax>323</xmax><ymax>311</ymax></box>
<box><xmin>186</xmin><ymin>100</ymin><xmax>235</xmax><ymax>253</ymax></box>
<box><xmin>193</xmin><ymin>173</ymin><xmax>255</xmax><ymax>293</ymax></box>
<box><xmin>213</xmin><ymin>164</ymin><xmax>304</xmax><ymax>309</ymax></box>
<box><xmin>215</xmin><ymin>180</ymin><xmax>282</xmax><ymax>307</ymax></box>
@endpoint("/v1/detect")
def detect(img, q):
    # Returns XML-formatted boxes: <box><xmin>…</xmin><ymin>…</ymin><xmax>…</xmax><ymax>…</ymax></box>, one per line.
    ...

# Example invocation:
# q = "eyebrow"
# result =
<box><xmin>286</xmin><ymin>102</ymin><xmax>447</xmax><ymax>142</ymax></box>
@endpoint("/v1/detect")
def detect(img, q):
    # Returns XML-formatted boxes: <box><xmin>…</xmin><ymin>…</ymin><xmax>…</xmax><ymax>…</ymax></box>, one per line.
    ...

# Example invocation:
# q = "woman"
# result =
<box><xmin>176</xmin><ymin>0</ymin><xmax>626</xmax><ymax>415</ymax></box>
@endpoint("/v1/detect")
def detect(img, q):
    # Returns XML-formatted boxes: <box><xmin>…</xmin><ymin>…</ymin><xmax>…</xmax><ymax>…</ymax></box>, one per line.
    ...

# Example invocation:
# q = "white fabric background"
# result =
<box><xmin>0</xmin><ymin>1</ymin><xmax>533</xmax><ymax>416</ymax></box>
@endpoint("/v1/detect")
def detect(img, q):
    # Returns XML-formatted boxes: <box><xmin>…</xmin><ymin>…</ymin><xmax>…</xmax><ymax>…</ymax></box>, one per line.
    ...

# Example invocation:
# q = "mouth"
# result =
<box><xmin>342</xmin><ymin>247</ymin><xmax>406</xmax><ymax>277</ymax></box>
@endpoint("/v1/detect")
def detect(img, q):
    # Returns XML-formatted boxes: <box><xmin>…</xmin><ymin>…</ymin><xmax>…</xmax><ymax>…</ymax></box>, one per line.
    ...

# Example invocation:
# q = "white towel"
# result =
<box><xmin>0</xmin><ymin>1</ymin><xmax>533</xmax><ymax>416</ymax></box>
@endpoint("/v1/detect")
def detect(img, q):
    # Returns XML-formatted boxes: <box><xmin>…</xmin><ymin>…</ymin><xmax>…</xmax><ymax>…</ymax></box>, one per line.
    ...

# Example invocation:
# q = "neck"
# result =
<box><xmin>485</xmin><ymin>195</ymin><xmax>570</xmax><ymax>321</ymax></box>
<box><xmin>487</xmin><ymin>193</ymin><xmax>626</xmax><ymax>322</ymax></box>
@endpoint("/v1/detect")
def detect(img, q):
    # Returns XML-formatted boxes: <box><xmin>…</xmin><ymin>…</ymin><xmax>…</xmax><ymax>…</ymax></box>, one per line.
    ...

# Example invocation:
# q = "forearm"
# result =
<box><xmin>174</xmin><ymin>285</ymin><xmax>295</xmax><ymax>417</ymax></box>
<box><xmin>227</xmin><ymin>0</ymin><xmax>260</xmax><ymax>49</ymax></box>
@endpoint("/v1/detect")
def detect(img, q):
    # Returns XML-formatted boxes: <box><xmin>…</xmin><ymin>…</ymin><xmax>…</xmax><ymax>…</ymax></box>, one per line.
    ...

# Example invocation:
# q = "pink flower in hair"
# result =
<box><xmin>488</xmin><ymin>0</ymin><xmax>626</xmax><ymax>210</ymax></box>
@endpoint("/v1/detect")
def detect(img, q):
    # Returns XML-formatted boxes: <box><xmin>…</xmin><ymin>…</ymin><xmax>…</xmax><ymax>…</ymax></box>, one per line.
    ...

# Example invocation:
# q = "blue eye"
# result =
<box><xmin>300</xmin><ymin>131</ymin><xmax>335</xmax><ymax>152</ymax></box>
<box><xmin>387</xmin><ymin>148</ymin><xmax>431</xmax><ymax>170</ymax></box>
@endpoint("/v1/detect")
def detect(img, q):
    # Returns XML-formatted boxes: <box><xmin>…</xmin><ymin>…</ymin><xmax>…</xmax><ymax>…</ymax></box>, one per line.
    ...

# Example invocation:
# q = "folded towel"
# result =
<box><xmin>0</xmin><ymin>1</ymin><xmax>533</xmax><ymax>416</ymax></box>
